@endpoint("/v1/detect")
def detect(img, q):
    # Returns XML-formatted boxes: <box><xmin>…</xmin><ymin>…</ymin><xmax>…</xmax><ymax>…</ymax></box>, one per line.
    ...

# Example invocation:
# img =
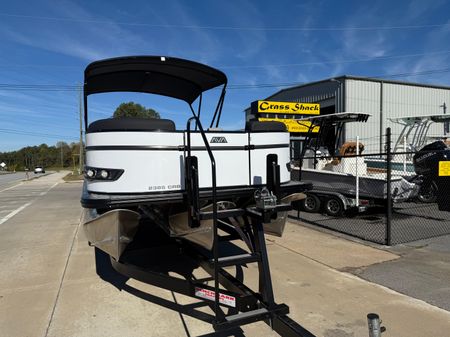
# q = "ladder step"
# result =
<box><xmin>214</xmin><ymin>308</ymin><xmax>270</xmax><ymax>330</ymax></box>
<box><xmin>210</xmin><ymin>253</ymin><xmax>260</xmax><ymax>267</ymax></box>
<box><xmin>226</xmin><ymin>308</ymin><xmax>268</xmax><ymax>322</ymax></box>
<box><xmin>199</xmin><ymin>208</ymin><xmax>245</xmax><ymax>220</ymax></box>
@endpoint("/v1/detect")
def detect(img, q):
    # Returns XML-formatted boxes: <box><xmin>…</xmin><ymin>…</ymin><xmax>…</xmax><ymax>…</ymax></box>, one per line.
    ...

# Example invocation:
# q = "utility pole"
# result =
<box><xmin>441</xmin><ymin>102</ymin><xmax>448</xmax><ymax>134</ymax></box>
<box><xmin>60</xmin><ymin>142</ymin><xmax>63</xmax><ymax>167</ymax></box>
<box><xmin>79</xmin><ymin>83</ymin><xmax>84</xmax><ymax>174</ymax></box>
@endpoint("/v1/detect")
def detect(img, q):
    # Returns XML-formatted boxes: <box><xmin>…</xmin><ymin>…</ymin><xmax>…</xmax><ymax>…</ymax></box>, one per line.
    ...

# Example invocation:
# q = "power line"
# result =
<box><xmin>1</xmin><ymin>49</ymin><xmax>450</xmax><ymax>75</ymax></box>
<box><xmin>0</xmin><ymin>67</ymin><xmax>449</xmax><ymax>93</ymax></box>
<box><xmin>219</xmin><ymin>50</ymin><xmax>450</xmax><ymax>69</ymax></box>
<box><xmin>0</xmin><ymin>128</ymin><xmax>78</xmax><ymax>140</ymax></box>
<box><xmin>227</xmin><ymin>68</ymin><xmax>450</xmax><ymax>89</ymax></box>
<box><xmin>0</xmin><ymin>83</ymin><xmax>78</xmax><ymax>91</ymax></box>
<box><xmin>375</xmin><ymin>67</ymin><xmax>450</xmax><ymax>78</ymax></box>
<box><xmin>0</xmin><ymin>12</ymin><xmax>449</xmax><ymax>32</ymax></box>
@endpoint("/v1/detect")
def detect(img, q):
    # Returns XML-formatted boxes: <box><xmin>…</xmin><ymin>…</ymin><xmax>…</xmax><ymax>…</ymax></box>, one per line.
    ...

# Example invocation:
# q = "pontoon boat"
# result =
<box><xmin>80</xmin><ymin>56</ymin><xmax>310</xmax><ymax>259</ymax></box>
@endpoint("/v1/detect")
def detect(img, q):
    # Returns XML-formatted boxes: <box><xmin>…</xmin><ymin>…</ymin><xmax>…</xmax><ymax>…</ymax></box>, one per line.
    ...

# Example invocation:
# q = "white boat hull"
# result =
<box><xmin>86</xmin><ymin>131</ymin><xmax>290</xmax><ymax>194</ymax></box>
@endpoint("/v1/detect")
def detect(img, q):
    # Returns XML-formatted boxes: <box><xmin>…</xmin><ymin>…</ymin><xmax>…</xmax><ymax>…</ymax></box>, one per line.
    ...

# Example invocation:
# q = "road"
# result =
<box><xmin>0</xmin><ymin>172</ymin><xmax>58</xmax><ymax>225</ymax></box>
<box><xmin>1</xmin><ymin>174</ymin><xmax>450</xmax><ymax>337</ymax></box>
<box><xmin>0</xmin><ymin>172</ymin><xmax>27</xmax><ymax>190</ymax></box>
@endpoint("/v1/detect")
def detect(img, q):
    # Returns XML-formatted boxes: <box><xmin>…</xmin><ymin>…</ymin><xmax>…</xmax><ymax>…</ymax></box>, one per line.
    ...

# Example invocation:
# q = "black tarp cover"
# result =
<box><xmin>84</xmin><ymin>56</ymin><xmax>227</xmax><ymax>104</ymax></box>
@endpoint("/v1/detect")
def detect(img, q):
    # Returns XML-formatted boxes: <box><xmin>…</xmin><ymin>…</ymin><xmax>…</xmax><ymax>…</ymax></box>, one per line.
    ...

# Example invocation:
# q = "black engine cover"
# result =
<box><xmin>413</xmin><ymin>141</ymin><xmax>450</xmax><ymax>176</ymax></box>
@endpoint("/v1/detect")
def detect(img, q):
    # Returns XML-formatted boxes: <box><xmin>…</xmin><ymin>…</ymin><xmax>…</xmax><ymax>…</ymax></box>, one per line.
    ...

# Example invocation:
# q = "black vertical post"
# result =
<box><xmin>379</xmin><ymin>81</ymin><xmax>384</xmax><ymax>155</ymax></box>
<box><xmin>253</xmin><ymin>221</ymin><xmax>275</xmax><ymax>307</ymax></box>
<box><xmin>386</xmin><ymin>127</ymin><xmax>392</xmax><ymax>246</ymax></box>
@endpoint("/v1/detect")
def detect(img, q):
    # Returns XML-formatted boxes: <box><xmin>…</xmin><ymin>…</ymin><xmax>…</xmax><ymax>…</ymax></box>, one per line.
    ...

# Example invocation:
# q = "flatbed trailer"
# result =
<box><xmin>298</xmin><ymin>189</ymin><xmax>372</xmax><ymax>216</ymax></box>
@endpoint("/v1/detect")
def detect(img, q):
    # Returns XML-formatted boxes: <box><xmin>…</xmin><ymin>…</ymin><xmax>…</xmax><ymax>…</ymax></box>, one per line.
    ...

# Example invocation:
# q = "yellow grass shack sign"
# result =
<box><xmin>251</xmin><ymin>100</ymin><xmax>320</xmax><ymax>133</ymax></box>
<box><xmin>258</xmin><ymin>118</ymin><xmax>319</xmax><ymax>133</ymax></box>
<box><xmin>252</xmin><ymin>100</ymin><xmax>320</xmax><ymax>114</ymax></box>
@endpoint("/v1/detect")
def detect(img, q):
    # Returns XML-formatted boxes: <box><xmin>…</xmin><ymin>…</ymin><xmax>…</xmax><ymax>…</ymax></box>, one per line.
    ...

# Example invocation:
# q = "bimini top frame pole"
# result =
<box><xmin>83</xmin><ymin>55</ymin><xmax>228</xmax><ymax>130</ymax></box>
<box><xmin>296</xmin><ymin>112</ymin><xmax>371</xmax><ymax>165</ymax></box>
<box><xmin>389</xmin><ymin>114</ymin><xmax>450</xmax><ymax>153</ymax></box>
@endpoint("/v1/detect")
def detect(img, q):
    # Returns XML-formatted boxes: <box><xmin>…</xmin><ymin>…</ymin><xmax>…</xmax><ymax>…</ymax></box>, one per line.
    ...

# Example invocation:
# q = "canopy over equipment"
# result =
<box><xmin>84</xmin><ymin>56</ymin><xmax>228</xmax><ymax>129</ymax></box>
<box><xmin>296</xmin><ymin>112</ymin><xmax>371</xmax><ymax>125</ymax></box>
<box><xmin>389</xmin><ymin>114</ymin><xmax>450</xmax><ymax>153</ymax></box>
<box><xmin>297</xmin><ymin>112</ymin><xmax>371</xmax><ymax>156</ymax></box>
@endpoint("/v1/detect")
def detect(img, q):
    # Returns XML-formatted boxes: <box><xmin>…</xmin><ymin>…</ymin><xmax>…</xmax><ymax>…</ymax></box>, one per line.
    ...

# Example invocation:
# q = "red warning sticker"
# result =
<box><xmin>194</xmin><ymin>287</ymin><xmax>236</xmax><ymax>307</ymax></box>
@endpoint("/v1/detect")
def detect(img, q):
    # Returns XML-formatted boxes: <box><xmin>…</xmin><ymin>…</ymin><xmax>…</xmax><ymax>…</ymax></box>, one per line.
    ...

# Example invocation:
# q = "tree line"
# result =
<box><xmin>0</xmin><ymin>102</ymin><xmax>159</xmax><ymax>171</ymax></box>
<box><xmin>0</xmin><ymin>142</ymin><xmax>82</xmax><ymax>171</ymax></box>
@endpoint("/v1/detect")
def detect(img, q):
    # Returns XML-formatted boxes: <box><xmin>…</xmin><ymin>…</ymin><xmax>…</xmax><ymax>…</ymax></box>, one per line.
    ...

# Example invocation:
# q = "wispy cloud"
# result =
<box><xmin>406</xmin><ymin>0</ymin><xmax>446</xmax><ymax>19</ymax></box>
<box><xmin>0</xmin><ymin>0</ymin><xmax>153</xmax><ymax>62</ymax></box>
<box><xmin>382</xmin><ymin>18</ymin><xmax>450</xmax><ymax>83</ymax></box>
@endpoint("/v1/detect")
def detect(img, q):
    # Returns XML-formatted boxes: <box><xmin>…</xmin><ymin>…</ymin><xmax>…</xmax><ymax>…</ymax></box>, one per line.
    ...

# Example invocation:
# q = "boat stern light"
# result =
<box><xmin>86</xmin><ymin>168</ymin><xmax>96</xmax><ymax>179</ymax></box>
<box><xmin>84</xmin><ymin>166</ymin><xmax>124</xmax><ymax>181</ymax></box>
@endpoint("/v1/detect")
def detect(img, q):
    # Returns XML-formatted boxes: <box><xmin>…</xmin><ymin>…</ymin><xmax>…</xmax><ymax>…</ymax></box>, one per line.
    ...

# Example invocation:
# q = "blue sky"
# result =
<box><xmin>1</xmin><ymin>0</ymin><xmax>450</xmax><ymax>151</ymax></box>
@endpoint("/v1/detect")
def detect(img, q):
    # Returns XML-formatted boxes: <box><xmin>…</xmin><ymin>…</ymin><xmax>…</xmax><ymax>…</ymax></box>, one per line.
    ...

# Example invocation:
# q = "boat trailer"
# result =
<box><xmin>111</xmin><ymin>203</ymin><xmax>315</xmax><ymax>336</ymax></box>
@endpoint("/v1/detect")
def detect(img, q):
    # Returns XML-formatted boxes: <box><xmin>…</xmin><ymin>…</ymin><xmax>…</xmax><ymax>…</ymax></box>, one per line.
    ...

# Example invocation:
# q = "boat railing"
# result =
<box><xmin>185</xmin><ymin>115</ymin><xmax>221</xmax><ymax>322</ymax></box>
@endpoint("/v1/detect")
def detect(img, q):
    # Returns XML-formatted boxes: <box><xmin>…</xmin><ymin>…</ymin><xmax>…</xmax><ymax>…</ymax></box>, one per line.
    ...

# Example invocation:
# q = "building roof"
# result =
<box><xmin>263</xmin><ymin>75</ymin><xmax>450</xmax><ymax>102</ymax></box>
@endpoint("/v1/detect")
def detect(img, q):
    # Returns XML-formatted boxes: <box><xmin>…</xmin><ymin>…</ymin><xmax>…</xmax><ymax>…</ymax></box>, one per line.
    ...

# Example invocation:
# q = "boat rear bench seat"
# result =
<box><xmin>87</xmin><ymin>118</ymin><xmax>286</xmax><ymax>133</ymax></box>
<box><xmin>87</xmin><ymin>117</ymin><xmax>176</xmax><ymax>132</ymax></box>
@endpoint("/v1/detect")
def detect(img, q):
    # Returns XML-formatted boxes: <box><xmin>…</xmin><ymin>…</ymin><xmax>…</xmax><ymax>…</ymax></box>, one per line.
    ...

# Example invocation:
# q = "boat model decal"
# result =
<box><xmin>210</xmin><ymin>136</ymin><xmax>228</xmax><ymax>143</ymax></box>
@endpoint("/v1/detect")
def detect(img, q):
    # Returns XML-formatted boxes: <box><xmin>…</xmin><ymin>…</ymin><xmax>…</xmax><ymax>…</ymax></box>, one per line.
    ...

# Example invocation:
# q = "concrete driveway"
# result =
<box><xmin>1</xmin><ymin>174</ymin><xmax>450</xmax><ymax>337</ymax></box>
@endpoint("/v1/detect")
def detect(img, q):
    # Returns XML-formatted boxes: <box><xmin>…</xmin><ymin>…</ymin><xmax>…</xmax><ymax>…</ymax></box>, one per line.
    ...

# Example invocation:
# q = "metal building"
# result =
<box><xmin>246</xmin><ymin>76</ymin><xmax>450</xmax><ymax>154</ymax></box>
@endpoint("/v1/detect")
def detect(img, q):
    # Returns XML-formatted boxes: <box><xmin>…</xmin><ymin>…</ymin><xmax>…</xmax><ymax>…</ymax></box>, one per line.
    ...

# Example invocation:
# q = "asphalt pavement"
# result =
<box><xmin>352</xmin><ymin>234</ymin><xmax>450</xmax><ymax>311</ymax></box>
<box><xmin>1</xmin><ymin>174</ymin><xmax>450</xmax><ymax>337</ymax></box>
<box><xmin>0</xmin><ymin>172</ymin><xmax>58</xmax><ymax>225</ymax></box>
<box><xmin>0</xmin><ymin>172</ymin><xmax>28</xmax><ymax>190</ymax></box>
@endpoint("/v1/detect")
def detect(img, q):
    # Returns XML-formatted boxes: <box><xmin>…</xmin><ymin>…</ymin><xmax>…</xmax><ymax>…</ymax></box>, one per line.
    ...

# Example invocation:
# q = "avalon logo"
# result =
<box><xmin>210</xmin><ymin>136</ymin><xmax>228</xmax><ymax>143</ymax></box>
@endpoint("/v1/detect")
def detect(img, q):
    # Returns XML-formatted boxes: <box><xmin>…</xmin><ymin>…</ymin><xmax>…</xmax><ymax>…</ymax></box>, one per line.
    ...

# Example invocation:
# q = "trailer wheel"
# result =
<box><xmin>324</xmin><ymin>197</ymin><xmax>344</xmax><ymax>217</ymax></box>
<box><xmin>300</xmin><ymin>194</ymin><xmax>321</xmax><ymax>213</ymax></box>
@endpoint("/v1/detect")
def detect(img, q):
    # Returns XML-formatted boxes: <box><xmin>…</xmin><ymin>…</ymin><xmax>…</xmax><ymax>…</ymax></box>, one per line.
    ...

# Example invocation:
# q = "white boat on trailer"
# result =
<box><xmin>80</xmin><ymin>56</ymin><xmax>314</xmax><ymax>335</ymax></box>
<box><xmin>81</xmin><ymin>56</ymin><xmax>309</xmax><ymax>256</ymax></box>
<box><xmin>365</xmin><ymin>114</ymin><xmax>450</xmax><ymax>174</ymax></box>
<box><xmin>292</xmin><ymin>112</ymin><xmax>418</xmax><ymax>216</ymax></box>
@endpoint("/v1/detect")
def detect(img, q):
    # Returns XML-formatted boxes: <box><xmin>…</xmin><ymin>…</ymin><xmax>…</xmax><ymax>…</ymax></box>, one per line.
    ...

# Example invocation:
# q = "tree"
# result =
<box><xmin>113</xmin><ymin>102</ymin><xmax>160</xmax><ymax>119</ymax></box>
<box><xmin>0</xmin><ymin>141</ymin><xmax>83</xmax><ymax>171</ymax></box>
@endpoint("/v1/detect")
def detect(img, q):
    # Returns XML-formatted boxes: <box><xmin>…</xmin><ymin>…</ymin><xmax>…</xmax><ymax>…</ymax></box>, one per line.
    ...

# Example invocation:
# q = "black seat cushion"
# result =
<box><xmin>245</xmin><ymin>120</ymin><xmax>287</xmax><ymax>132</ymax></box>
<box><xmin>87</xmin><ymin>118</ymin><xmax>176</xmax><ymax>133</ymax></box>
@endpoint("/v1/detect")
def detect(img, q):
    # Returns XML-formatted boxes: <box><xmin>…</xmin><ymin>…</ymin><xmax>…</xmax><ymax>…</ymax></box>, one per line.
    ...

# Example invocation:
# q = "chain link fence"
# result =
<box><xmin>290</xmin><ymin>128</ymin><xmax>450</xmax><ymax>245</ymax></box>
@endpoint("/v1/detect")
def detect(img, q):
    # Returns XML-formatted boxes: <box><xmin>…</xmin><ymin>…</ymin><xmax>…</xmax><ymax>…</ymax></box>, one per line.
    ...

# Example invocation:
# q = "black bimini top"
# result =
<box><xmin>84</xmin><ymin>56</ymin><xmax>227</xmax><ymax>104</ymax></box>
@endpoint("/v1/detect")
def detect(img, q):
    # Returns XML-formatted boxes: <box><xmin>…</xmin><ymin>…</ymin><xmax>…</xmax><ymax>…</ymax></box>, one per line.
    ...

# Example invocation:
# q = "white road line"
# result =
<box><xmin>0</xmin><ymin>182</ymin><xmax>59</xmax><ymax>225</ymax></box>
<box><xmin>0</xmin><ymin>182</ymin><xmax>23</xmax><ymax>193</ymax></box>
<box><xmin>0</xmin><ymin>202</ymin><xmax>32</xmax><ymax>225</ymax></box>
<box><xmin>40</xmin><ymin>182</ymin><xmax>59</xmax><ymax>196</ymax></box>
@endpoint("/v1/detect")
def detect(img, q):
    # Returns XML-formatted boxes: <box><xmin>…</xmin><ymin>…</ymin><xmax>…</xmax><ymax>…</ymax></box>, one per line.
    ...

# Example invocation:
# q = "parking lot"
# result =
<box><xmin>1</xmin><ymin>173</ymin><xmax>450</xmax><ymax>337</ymax></box>
<box><xmin>294</xmin><ymin>198</ymin><xmax>450</xmax><ymax>245</ymax></box>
